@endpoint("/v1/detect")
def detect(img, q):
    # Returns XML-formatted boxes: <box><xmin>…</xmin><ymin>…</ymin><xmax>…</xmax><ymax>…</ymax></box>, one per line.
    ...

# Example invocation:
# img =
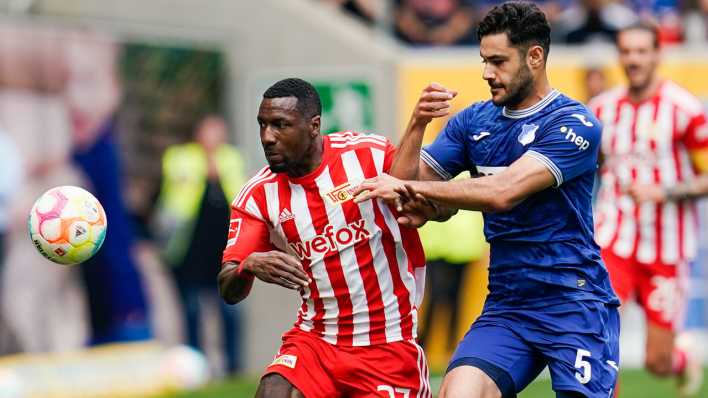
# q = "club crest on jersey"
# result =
<box><xmin>325</xmin><ymin>182</ymin><xmax>356</xmax><ymax>205</ymax></box>
<box><xmin>270</xmin><ymin>354</ymin><xmax>297</xmax><ymax>369</ymax></box>
<box><xmin>518</xmin><ymin>124</ymin><xmax>539</xmax><ymax>146</ymax></box>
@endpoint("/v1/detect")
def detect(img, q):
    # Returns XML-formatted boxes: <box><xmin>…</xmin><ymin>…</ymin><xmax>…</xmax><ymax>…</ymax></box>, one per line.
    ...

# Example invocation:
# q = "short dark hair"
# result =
<box><xmin>263</xmin><ymin>78</ymin><xmax>322</xmax><ymax>118</ymax></box>
<box><xmin>477</xmin><ymin>2</ymin><xmax>551</xmax><ymax>60</ymax></box>
<box><xmin>618</xmin><ymin>21</ymin><xmax>660</xmax><ymax>49</ymax></box>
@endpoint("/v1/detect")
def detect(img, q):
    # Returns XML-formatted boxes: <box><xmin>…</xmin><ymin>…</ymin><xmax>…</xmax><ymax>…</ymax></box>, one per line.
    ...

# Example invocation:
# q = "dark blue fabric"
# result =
<box><xmin>423</xmin><ymin>93</ymin><xmax>619</xmax><ymax>308</ymax></box>
<box><xmin>73</xmin><ymin>118</ymin><xmax>151</xmax><ymax>344</ymax></box>
<box><xmin>449</xmin><ymin>301</ymin><xmax>620</xmax><ymax>397</ymax></box>
<box><xmin>447</xmin><ymin>356</ymin><xmax>519</xmax><ymax>398</ymax></box>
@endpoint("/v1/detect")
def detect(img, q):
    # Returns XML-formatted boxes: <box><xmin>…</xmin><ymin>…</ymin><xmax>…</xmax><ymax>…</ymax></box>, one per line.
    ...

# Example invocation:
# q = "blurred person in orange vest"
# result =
<box><xmin>155</xmin><ymin>115</ymin><xmax>246</xmax><ymax>374</ymax></box>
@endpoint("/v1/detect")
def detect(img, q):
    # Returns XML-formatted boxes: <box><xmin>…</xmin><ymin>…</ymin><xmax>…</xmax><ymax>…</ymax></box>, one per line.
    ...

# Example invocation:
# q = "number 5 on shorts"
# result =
<box><xmin>377</xmin><ymin>385</ymin><xmax>410</xmax><ymax>398</ymax></box>
<box><xmin>574</xmin><ymin>349</ymin><xmax>592</xmax><ymax>384</ymax></box>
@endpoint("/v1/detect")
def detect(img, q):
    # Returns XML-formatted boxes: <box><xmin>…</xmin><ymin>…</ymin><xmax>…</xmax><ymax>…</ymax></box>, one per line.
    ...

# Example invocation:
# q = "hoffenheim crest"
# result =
<box><xmin>518</xmin><ymin>124</ymin><xmax>539</xmax><ymax>146</ymax></box>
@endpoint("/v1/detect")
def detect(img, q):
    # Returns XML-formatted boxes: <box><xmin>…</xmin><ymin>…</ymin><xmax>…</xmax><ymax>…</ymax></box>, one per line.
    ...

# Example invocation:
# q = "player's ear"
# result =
<box><xmin>310</xmin><ymin>115</ymin><xmax>321</xmax><ymax>137</ymax></box>
<box><xmin>528</xmin><ymin>45</ymin><xmax>544</xmax><ymax>70</ymax></box>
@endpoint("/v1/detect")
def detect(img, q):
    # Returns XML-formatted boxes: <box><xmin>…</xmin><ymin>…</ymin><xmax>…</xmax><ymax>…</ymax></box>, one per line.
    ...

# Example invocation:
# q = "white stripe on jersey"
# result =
<box><xmin>290</xmin><ymin>182</ymin><xmax>339</xmax><ymax>344</ymax></box>
<box><xmin>314</xmin><ymin>165</ymin><xmax>371</xmax><ymax>346</ymax></box>
<box><xmin>372</xmin><ymin>147</ymin><xmax>417</xmax><ymax>341</ymax></box>
<box><xmin>340</xmin><ymin>149</ymin><xmax>400</xmax><ymax>344</ymax></box>
<box><xmin>612</xmin><ymin>103</ymin><xmax>637</xmax><ymax>258</ymax></box>
<box><xmin>635</xmin><ymin>102</ymin><xmax>657</xmax><ymax>263</ymax></box>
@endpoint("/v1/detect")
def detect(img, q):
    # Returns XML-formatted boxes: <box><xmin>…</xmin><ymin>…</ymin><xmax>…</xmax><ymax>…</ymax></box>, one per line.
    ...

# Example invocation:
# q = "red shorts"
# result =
<box><xmin>602</xmin><ymin>249</ymin><xmax>689</xmax><ymax>331</ymax></box>
<box><xmin>263</xmin><ymin>328</ymin><xmax>431</xmax><ymax>398</ymax></box>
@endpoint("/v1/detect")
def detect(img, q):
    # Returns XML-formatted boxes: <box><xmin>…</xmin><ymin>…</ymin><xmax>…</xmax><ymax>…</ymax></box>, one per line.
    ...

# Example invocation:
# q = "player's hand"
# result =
<box><xmin>242</xmin><ymin>251</ymin><xmax>311</xmax><ymax>290</ymax></box>
<box><xmin>627</xmin><ymin>183</ymin><xmax>666</xmax><ymax>203</ymax></box>
<box><xmin>411</xmin><ymin>83</ymin><xmax>458</xmax><ymax>127</ymax></box>
<box><xmin>394</xmin><ymin>184</ymin><xmax>437</xmax><ymax>228</ymax></box>
<box><xmin>352</xmin><ymin>173</ymin><xmax>407</xmax><ymax>207</ymax></box>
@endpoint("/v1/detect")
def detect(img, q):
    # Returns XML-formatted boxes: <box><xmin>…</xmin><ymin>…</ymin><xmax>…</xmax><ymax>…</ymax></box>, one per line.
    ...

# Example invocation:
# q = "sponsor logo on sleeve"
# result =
<box><xmin>270</xmin><ymin>354</ymin><xmax>298</xmax><ymax>369</ymax></box>
<box><xmin>226</xmin><ymin>218</ymin><xmax>242</xmax><ymax>247</ymax></box>
<box><xmin>561</xmin><ymin>126</ymin><xmax>590</xmax><ymax>151</ymax></box>
<box><xmin>571</xmin><ymin>113</ymin><xmax>594</xmax><ymax>127</ymax></box>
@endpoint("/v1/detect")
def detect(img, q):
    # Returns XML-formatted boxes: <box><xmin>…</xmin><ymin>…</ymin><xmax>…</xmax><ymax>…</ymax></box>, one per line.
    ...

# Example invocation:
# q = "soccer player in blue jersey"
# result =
<box><xmin>354</xmin><ymin>2</ymin><xmax>620</xmax><ymax>398</ymax></box>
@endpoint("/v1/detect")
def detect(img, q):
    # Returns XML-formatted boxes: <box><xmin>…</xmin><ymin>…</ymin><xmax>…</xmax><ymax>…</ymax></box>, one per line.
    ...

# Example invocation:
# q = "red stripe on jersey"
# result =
<box><xmin>328</xmin><ymin>152</ymin><xmax>388</xmax><ymax>344</ymax></box>
<box><xmin>276</xmin><ymin>179</ymin><xmax>324</xmax><ymax>337</ymax></box>
<box><xmin>356</xmin><ymin>148</ymin><xmax>415</xmax><ymax>341</ymax></box>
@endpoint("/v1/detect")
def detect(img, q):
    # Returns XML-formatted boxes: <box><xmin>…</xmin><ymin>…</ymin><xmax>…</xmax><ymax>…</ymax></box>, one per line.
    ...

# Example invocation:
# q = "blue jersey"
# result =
<box><xmin>422</xmin><ymin>90</ymin><xmax>619</xmax><ymax>308</ymax></box>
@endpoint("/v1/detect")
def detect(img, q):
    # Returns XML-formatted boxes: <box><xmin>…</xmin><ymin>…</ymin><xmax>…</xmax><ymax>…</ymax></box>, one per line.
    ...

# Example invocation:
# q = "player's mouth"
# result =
<box><xmin>265</xmin><ymin>153</ymin><xmax>283</xmax><ymax>162</ymax></box>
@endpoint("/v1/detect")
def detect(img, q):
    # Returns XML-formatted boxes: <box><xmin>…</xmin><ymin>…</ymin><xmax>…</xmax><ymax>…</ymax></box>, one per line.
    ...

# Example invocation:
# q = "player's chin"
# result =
<box><xmin>267</xmin><ymin>160</ymin><xmax>288</xmax><ymax>173</ymax></box>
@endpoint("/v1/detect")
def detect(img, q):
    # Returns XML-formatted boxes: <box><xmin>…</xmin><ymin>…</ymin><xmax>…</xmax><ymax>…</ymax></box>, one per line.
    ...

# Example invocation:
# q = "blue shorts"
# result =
<box><xmin>448</xmin><ymin>300</ymin><xmax>620</xmax><ymax>398</ymax></box>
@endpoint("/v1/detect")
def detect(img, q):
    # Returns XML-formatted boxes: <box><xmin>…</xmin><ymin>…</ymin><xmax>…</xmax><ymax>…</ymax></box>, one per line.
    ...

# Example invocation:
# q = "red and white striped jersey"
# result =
<box><xmin>222</xmin><ymin>132</ymin><xmax>426</xmax><ymax>347</ymax></box>
<box><xmin>590</xmin><ymin>80</ymin><xmax>708</xmax><ymax>264</ymax></box>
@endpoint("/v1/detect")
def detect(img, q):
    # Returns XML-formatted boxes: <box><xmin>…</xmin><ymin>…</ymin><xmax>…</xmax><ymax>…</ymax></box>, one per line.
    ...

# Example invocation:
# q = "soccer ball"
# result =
<box><xmin>28</xmin><ymin>185</ymin><xmax>107</xmax><ymax>265</ymax></box>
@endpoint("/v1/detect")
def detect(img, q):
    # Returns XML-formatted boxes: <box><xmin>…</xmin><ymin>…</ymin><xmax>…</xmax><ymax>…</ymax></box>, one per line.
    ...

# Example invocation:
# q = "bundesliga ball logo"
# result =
<box><xmin>27</xmin><ymin>186</ymin><xmax>108</xmax><ymax>265</ymax></box>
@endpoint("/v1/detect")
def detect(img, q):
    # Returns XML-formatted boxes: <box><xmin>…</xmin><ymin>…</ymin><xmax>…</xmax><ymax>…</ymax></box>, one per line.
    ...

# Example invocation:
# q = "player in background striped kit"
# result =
<box><xmin>589</xmin><ymin>22</ymin><xmax>708</xmax><ymax>397</ymax></box>
<box><xmin>218</xmin><ymin>78</ymin><xmax>430</xmax><ymax>398</ymax></box>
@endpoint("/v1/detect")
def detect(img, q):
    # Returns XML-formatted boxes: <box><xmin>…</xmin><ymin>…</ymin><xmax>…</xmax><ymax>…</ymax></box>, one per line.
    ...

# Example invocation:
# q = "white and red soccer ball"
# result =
<box><xmin>28</xmin><ymin>186</ymin><xmax>107</xmax><ymax>265</ymax></box>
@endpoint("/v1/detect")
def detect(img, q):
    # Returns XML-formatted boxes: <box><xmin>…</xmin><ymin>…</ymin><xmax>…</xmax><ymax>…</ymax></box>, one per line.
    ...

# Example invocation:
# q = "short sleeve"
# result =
<box><xmin>525</xmin><ymin>112</ymin><xmax>601</xmax><ymax>187</ymax></box>
<box><xmin>382</xmin><ymin>137</ymin><xmax>398</xmax><ymax>173</ymax></box>
<box><xmin>683</xmin><ymin>111</ymin><xmax>708</xmax><ymax>173</ymax></box>
<box><xmin>421</xmin><ymin>112</ymin><xmax>470</xmax><ymax>180</ymax></box>
<box><xmin>222</xmin><ymin>206</ymin><xmax>276</xmax><ymax>265</ymax></box>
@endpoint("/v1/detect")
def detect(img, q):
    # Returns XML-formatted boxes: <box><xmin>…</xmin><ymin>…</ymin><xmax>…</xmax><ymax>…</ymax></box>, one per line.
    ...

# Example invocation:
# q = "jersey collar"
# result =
<box><xmin>502</xmin><ymin>89</ymin><xmax>560</xmax><ymax>119</ymax></box>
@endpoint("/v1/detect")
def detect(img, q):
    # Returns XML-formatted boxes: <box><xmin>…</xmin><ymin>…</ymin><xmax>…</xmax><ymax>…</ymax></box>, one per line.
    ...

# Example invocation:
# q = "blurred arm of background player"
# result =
<box><xmin>386</xmin><ymin>83</ymin><xmax>459</xmax><ymax>226</ymax></box>
<box><xmin>627</xmin><ymin>117</ymin><xmax>708</xmax><ymax>203</ymax></box>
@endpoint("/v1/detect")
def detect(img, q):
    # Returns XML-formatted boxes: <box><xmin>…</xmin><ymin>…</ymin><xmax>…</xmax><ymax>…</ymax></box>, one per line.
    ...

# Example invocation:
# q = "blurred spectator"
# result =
<box><xmin>323</xmin><ymin>0</ymin><xmax>386</xmax><ymax>25</ymax></box>
<box><xmin>557</xmin><ymin>0</ymin><xmax>637</xmax><ymax>44</ymax></box>
<box><xmin>0</xmin><ymin>131</ymin><xmax>22</xmax><ymax>268</ymax></box>
<box><xmin>395</xmin><ymin>0</ymin><xmax>477</xmax><ymax>46</ymax></box>
<box><xmin>0</xmin><ymin>129</ymin><xmax>22</xmax><ymax>355</ymax></box>
<box><xmin>583</xmin><ymin>66</ymin><xmax>608</xmax><ymax>101</ymax></box>
<box><xmin>63</xmin><ymin>32</ymin><xmax>152</xmax><ymax>345</ymax></box>
<box><xmin>155</xmin><ymin>115</ymin><xmax>246</xmax><ymax>374</ymax></box>
<box><xmin>626</xmin><ymin>0</ymin><xmax>683</xmax><ymax>44</ymax></box>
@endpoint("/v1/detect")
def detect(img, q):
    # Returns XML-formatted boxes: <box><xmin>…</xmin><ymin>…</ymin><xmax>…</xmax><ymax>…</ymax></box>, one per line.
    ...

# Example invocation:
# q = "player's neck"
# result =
<box><xmin>286</xmin><ymin>135</ymin><xmax>324</xmax><ymax>178</ymax></box>
<box><xmin>506</xmin><ymin>79</ymin><xmax>553</xmax><ymax>111</ymax></box>
<box><xmin>627</xmin><ymin>76</ymin><xmax>662</xmax><ymax>103</ymax></box>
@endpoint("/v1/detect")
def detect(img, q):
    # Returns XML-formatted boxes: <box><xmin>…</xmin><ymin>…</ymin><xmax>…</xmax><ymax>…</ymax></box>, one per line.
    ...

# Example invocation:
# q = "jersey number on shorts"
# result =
<box><xmin>574</xmin><ymin>349</ymin><xmax>592</xmax><ymax>384</ymax></box>
<box><xmin>377</xmin><ymin>385</ymin><xmax>411</xmax><ymax>398</ymax></box>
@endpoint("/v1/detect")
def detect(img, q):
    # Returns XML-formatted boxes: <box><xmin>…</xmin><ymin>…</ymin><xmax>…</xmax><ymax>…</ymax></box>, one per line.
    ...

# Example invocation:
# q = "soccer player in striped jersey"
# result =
<box><xmin>218</xmin><ymin>78</ymin><xmax>431</xmax><ymax>398</ymax></box>
<box><xmin>589</xmin><ymin>22</ymin><xmax>708</xmax><ymax>396</ymax></box>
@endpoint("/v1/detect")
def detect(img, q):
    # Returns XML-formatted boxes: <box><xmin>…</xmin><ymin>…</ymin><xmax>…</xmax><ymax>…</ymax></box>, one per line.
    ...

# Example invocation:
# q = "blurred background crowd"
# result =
<box><xmin>325</xmin><ymin>0</ymin><xmax>708</xmax><ymax>46</ymax></box>
<box><xmin>0</xmin><ymin>0</ymin><xmax>705</xmax><ymax>396</ymax></box>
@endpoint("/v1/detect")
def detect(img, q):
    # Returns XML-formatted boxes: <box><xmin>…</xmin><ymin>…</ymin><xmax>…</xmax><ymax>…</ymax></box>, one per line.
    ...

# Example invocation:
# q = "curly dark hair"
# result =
<box><xmin>477</xmin><ymin>2</ymin><xmax>551</xmax><ymax>60</ymax></box>
<box><xmin>263</xmin><ymin>78</ymin><xmax>322</xmax><ymax>118</ymax></box>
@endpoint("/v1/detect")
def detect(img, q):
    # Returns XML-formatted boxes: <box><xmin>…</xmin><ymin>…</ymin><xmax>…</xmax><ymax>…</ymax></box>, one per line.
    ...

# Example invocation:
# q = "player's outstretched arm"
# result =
<box><xmin>355</xmin><ymin>155</ymin><xmax>555</xmax><ymax>213</ymax></box>
<box><xmin>389</xmin><ymin>83</ymin><xmax>456</xmax><ymax>180</ymax></box>
<box><xmin>219</xmin><ymin>251</ymin><xmax>311</xmax><ymax>304</ymax></box>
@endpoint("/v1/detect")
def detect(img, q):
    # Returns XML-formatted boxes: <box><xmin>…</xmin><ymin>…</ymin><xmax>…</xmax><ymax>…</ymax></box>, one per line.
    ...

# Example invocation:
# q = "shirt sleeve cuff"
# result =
<box><xmin>421</xmin><ymin>149</ymin><xmax>453</xmax><ymax>180</ymax></box>
<box><xmin>525</xmin><ymin>150</ymin><xmax>563</xmax><ymax>187</ymax></box>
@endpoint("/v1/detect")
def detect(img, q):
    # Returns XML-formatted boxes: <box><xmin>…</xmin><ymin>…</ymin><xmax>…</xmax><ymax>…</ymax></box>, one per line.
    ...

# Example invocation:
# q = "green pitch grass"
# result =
<box><xmin>166</xmin><ymin>368</ymin><xmax>707</xmax><ymax>398</ymax></box>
